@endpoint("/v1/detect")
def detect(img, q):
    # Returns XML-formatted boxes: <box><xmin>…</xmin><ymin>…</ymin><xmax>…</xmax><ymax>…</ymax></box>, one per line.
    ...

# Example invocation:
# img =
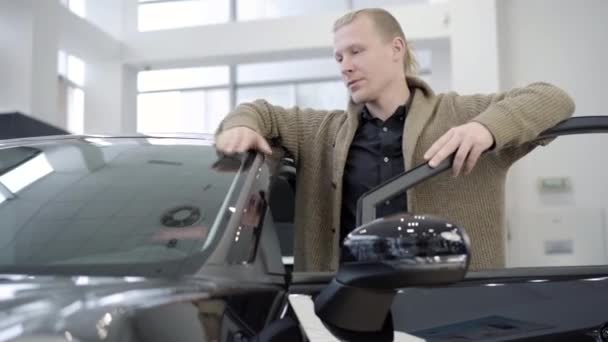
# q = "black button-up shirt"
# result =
<box><xmin>340</xmin><ymin>99</ymin><xmax>412</xmax><ymax>245</ymax></box>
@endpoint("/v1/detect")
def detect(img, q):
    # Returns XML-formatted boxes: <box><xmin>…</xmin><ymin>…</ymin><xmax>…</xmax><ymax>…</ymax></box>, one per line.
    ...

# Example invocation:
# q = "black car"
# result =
<box><xmin>0</xmin><ymin>116</ymin><xmax>607</xmax><ymax>342</ymax></box>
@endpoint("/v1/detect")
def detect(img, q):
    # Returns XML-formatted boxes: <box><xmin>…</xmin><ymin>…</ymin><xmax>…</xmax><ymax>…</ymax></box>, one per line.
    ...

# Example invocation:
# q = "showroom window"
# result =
<box><xmin>236</xmin><ymin>0</ymin><xmax>347</xmax><ymax>21</ymax></box>
<box><xmin>138</xmin><ymin>0</ymin><xmax>230</xmax><ymax>32</ymax></box>
<box><xmin>136</xmin><ymin>66</ymin><xmax>230</xmax><ymax>134</ymax></box>
<box><xmin>236</xmin><ymin>58</ymin><xmax>347</xmax><ymax>110</ymax></box>
<box><xmin>137</xmin><ymin>0</ymin><xmax>448</xmax><ymax>31</ymax></box>
<box><xmin>58</xmin><ymin>51</ymin><xmax>86</xmax><ymax>134</ymax></box>
<box><xmin>136</xmin><ymin>51</ymin><xmax>433</xmax><ymax>134</ymax></box>
<box><xmin>138</xmin><ymin>66</ymin><xmax>230</xmax><ymax>92</ymax></box>
<box><xmin>60</xmin><ymin>0</ymin><xmax>87</xmax><ymax>18</ymax></box>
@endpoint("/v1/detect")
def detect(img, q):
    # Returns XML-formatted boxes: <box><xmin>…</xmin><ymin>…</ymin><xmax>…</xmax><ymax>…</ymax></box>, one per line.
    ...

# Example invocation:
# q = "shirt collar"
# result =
<box><xmin>360</xmin><ymin>88</ymin><xmax>414</xmax><ymax>123</ymax></box>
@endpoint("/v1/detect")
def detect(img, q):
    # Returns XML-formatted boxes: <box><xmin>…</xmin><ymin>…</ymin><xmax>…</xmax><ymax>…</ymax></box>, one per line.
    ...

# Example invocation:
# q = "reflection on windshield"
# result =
<box><xmin>0</xmin><ymin>147</ymin><xmax>46</xmax><ymax>205</ymax></box>
<box><xmin>0</xmin><ymin>138</ymin><xmax>243</xmax><ymax>275</ymax></box>
<box><xmin>0</xmin><ymin>152</ymin><xmax>53</xmax><ymax>193</ymax></box>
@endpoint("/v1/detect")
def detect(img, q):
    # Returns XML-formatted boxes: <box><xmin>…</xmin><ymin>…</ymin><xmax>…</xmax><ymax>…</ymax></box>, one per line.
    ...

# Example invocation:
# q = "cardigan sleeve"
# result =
<box><xmin>216</xmin><ymin>99</ymin><xmax>340</xmax><ymax>163</ymax></box>
<box><xmin>447</xmin><ymin>82</ymin><xmax>575</xmax><ymax>149</ymax></box>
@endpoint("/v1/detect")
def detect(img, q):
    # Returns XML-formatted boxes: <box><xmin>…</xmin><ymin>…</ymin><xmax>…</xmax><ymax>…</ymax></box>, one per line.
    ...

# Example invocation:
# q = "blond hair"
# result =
<box><xmin>333</xmin><ymin>8</ymin><xmax>419</xmax><ymax>75</ymax></box>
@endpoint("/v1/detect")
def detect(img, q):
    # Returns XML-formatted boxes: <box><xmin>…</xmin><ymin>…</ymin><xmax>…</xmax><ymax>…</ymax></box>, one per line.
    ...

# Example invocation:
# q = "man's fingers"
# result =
<box><xmin>429</xmin><ymin>135</ymin><xmax>461</xmax><ymax>168</ymax></box>
<box><xmin>228</xmin><ymin>133</ymin><xmax>246</xmax><ymax>154</ymax></box>
<box><xmin>464</xmin><ymin>145</ymin><xmax>485</xmax><ymax>175</ymax></box>
<box><xmin>256</xmin><ymin>136</ymin><xmax>273</xmax><ymax>155</ymax></box>
<box><xmin>424</xmin><ymin>130</ymin><xmax>454</xmax><ymax>160</ymax></box>
<box><xmin>452</xmin><ymin>139</ymin><xmax>473</xmax><ymax>177</ymax></box>
<box><xmin>217</xmin><ymin>128</ymin><xmax>272</xmax><ymax>155</ymax></box>
<box><xmin>215</xmin><ymin>134</ymin><xmax>228</xmax><ymax>151</ymax></box>
<box><xmin>233</xmin><ymin>138</ymin><xmax>247</xmax><ymax>153</ymax></box>
<box><xmin>223</xmin><ymin>133</ymin><xmax>239</xmax><ymax>154</ymax></box>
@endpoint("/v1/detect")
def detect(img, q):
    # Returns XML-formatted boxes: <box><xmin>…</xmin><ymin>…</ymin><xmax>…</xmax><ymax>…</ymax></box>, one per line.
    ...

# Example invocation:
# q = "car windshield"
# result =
<box><xmin>0</xmin><ymin>137</ymin><xmax>246</xmax><ymax>277</ymax></box>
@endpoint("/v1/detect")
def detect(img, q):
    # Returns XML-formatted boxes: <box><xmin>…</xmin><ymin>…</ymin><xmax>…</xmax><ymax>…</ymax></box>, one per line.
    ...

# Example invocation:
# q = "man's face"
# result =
<box><xmin>333</xmin><ymin>15</ymin><xmax>401</xmax><ymax>104</ymax></box>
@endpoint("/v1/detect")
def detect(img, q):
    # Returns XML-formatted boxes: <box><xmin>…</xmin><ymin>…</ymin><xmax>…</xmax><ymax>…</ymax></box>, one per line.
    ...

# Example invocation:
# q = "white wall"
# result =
<box><xmin>30</xmin><ymin>0</ymin><xmax>61</xmax><ymax>126</ymax></box>
<box><xmin>0</xmin><ymin>0</ymin><xmax>124</xmax><ymax>133</ymax></box>
<box><xmin>428</xmin><ymin>39</ymin><xmax>451</xmax><ymax>93</ymax></box>
<box><xmin>0</xmin><ymin>0</ymin><xmax>33</xmax><ymax>114</ymax></box>
<box><xmin>449</xmin><ymin>0</ymin><xmax>499</xmax><ymax>93</ymax></box>
<box><xmin>120</xmin><ymin>65</ymin><xmax>138</xmax><ymax>133</ymax></box>
<box><xmin>498</xmin><ymin>0</ymin><xmax>608</xmax><ymax>265</ymax></box>
<box><xmin>56</xmin><ymin>4</ymin><xmax>124</xmax><ymax>133</ymax></box>
<box><xmin>85</xmin><ymin>0</ymin><xmax>124</xmax><ymax>40</ymax></box>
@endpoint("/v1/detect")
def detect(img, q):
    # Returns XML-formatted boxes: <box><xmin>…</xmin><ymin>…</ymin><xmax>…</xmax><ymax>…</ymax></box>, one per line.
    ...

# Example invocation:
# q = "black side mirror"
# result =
<box><xmin>314</xmin><ymin>213</ymin><xmax>470</xmax><ymax>340</ymax></box>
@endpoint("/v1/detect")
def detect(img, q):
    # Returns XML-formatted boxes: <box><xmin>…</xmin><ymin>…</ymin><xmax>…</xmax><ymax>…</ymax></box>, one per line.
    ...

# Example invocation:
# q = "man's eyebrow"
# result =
<box><xmin>334</xmin><ymin>44</ymin><xmax>357</xmax><ymax>55</ymax></box>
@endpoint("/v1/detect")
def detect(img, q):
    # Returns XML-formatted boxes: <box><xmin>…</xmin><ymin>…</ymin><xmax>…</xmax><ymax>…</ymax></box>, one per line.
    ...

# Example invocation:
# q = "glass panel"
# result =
<box><xmin>0</xmin><ymin>152</ymin><xmax>52</xmax><ymax>194</ymax></box>
<box><xmin>237</xmin><ymin>0</ymin><xmax>347</xmax><ymax>21</ymax></box>
<box><xmin>57</xmin><ymin>50</ymin><xmax>67</xmax><ymax>77</ymax></box>
<box><xmin>67</xmin><ymin>55</ymin><xmax>85</xmax><ymax>87</ymax></box>
<box><xmin>138</xmin><ymin>91</ymin><xmax>179</xmax><ymax>133</ymax></box>
<box><xmin>138</xmin><ymin>66</ymin><xmax>229</xmax><ymax>92</ymax></box>
<box><xmin>179</xmin><ymin>90</ymin><xmax>206</xmax><ymax>133</ymax></box>
<box><xmin>296</xmin><ymin>81</ymin><xmax>348</xmax><ymax>110</ymax></box>
<box><xmin>415</xmin><ymin>49</ymin><xmax>432</xmax><ymax>72</ymax></box>
<box><xmin>138</xmin><ymin>0</ymin><xmax>230</xmax><ymax>32</ymax></box>
<box><xmin>204</xmin><ymin>89</ymin><xmax>231</xmax><ymax>134</ymax></box>
<box><xmin>236</xmin><ymin>85</ymin><xmax>295</xmax><ymax>108</ymax></box>
<box><xmin>0</xmin><ymin>139</ymin><xmax>247</xmax><ymax>277</ymax></box>
<box><xmin>418</xmin><ymin>74</ymin><xmax>432</xmax><ymax>85</ymax></box>
<box><xmin>352</xmin><ymin>0</ymin><xmax>429</xmax><ymax>9</ymax></box>
<box><xmin>137</xmin><ymin>88</ymin><xmax>230</xmax><ymax>134</ymax></box>
<box><xmin>237</xmin><ymin>58</ymin><xmax>341</xmax><ymax>84</ymax></box>
<box><xmin>505</xmin><ymin>134</ymin><xmax>608</xmax><ymax>268</ymax></box>
<box><xmin>68</xmin><ymin>0</ymin><xmax>86</xmax><ymax>18</ymax></box>
<box><xmin>0</xmin><ymin>147</ymin><xmax>40</xmax><ymax>174</ymax></box>
<box><xmin>67</xmin><ymin>86</ymin><xmax>85</xmax><ymax>134</ymax></box>
<box><xmin>138</xmin><ymin>91</ymin><xmax>196</xmax><ymax>133</ymax></box>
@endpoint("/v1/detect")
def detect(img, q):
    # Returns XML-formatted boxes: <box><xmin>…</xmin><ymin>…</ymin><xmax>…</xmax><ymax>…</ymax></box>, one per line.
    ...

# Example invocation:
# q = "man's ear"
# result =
<box><xmin>392</xmin><ymin>37</ymin><xmax>406</xmax><ymax>62</ymax></box>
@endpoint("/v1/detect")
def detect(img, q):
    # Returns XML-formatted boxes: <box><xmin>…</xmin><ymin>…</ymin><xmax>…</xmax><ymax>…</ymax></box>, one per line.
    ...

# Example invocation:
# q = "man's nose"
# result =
<box><xmin>340</xmin><ymin>57</ymin><xmax>354</xmax><ymax>75</ymax></box>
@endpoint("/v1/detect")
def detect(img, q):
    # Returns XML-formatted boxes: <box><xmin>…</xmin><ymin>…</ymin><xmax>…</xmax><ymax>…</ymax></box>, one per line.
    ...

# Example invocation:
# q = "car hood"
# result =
<box><xmin>0</xmin><ymin>274</ymin><xmax>269</xmax><ymax>341</ymax></box>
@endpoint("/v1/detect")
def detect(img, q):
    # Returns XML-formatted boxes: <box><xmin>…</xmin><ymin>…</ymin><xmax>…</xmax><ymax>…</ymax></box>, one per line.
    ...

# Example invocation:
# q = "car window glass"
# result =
<box><xmin>505</xmin><ymin>134</ymin><xmax>608</xmax><ymax>268</ymax></box>
<box><xmin>0</xmin><ymin>138</ymin><xmax>243</xmax><ymax>275</ymax></box>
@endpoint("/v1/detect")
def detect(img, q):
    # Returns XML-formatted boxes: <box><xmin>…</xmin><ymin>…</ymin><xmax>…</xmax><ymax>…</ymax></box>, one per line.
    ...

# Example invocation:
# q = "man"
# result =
<box><xmin>215</xmin><ymin>8</ymin><xmax>575</xmax><ymax>272</ymax></box>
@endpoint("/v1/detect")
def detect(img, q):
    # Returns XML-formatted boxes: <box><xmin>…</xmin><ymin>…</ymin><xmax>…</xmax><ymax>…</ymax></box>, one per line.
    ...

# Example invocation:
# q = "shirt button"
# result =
<box><xmin>382</xmin><ymin>127</ymin><xmax>388</xmax><ymax>132</ymax></box>
<box><xmin>383</xmin><ymin>157</ymin><xmax>389</xmax><ymax>163</ymax></box>
<box><xmin>385</xmin><ymin>200</ymin><xmax>391</xmax><ymax>205</ymax></box>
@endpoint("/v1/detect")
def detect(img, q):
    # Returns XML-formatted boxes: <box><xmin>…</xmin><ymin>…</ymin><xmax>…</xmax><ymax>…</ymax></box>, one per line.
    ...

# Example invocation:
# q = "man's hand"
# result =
<box><xmin>215</xmin><ymin>127</ymin><xmax>272</xmax><ymax>155</ymax></box>
<box><xmin>423</xmin><ymin>122</ymin><xmax>494</xmax><ymax>177</ymax></box>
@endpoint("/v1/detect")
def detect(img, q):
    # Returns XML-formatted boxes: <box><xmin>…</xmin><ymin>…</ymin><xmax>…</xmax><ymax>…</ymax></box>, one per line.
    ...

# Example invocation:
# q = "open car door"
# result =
<box><xmin>286</xmin><ymin>116</ymin><xmax>608</xmax><ymax>342</ymax></box>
